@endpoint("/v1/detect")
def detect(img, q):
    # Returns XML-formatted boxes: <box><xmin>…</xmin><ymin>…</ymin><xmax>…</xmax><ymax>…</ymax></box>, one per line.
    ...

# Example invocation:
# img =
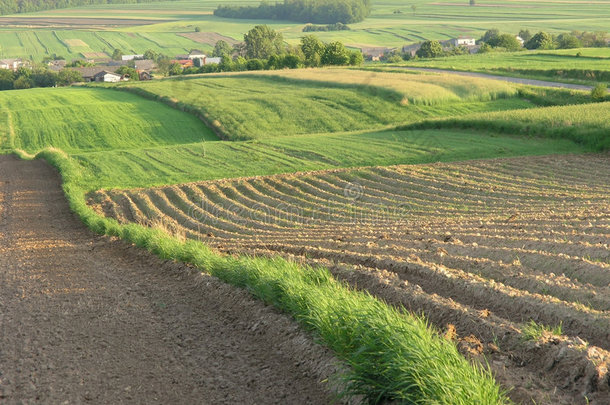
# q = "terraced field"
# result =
<box><xmin>90</xmin><ymin>153</ymin><xmax>610</xmax><ymax>404</ymax></box>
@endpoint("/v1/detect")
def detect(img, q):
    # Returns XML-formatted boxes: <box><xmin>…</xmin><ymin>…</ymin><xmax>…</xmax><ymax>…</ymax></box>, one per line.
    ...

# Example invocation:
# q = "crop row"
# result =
<box><xmin>90</xmin><ymin>153</ymin><xmax>610</xmax><ymax>403</ymax></box>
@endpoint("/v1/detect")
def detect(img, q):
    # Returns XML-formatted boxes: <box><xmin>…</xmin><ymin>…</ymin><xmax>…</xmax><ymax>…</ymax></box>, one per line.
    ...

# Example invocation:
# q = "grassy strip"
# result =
<box><xmin>400</xmin><ymin>102</ymin><xmax>610</xmax><ymax>151</ymax></box>
<box><xmin>29</xmin><ymin>147</ymin><xmax>510</xmax><ymax>404</ymax></box>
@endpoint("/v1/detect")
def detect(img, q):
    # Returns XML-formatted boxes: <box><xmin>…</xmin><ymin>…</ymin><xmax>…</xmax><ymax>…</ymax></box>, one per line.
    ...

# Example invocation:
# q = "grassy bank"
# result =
<box><xmin>401</xmin><ymin>102</ymin><xmax>610</xmax><ymax>151</ymax></box>
<box><xmin>22</xmin><ymin>146</ymin><xmax>511</xmax><ymax>404</ymax></box>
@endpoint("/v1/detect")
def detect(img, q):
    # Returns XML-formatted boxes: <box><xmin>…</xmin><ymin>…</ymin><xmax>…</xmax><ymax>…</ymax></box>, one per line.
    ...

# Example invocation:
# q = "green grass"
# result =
<box><xmin>26</xmin><ymin>146</ymin><xmax>511</xmax><ymax>404</ymax></box>
<box><xmin>1</xmin><ymin>0</ymin><xmax>610</xmax><ymax>60</ymax></box>
<box><xmin>398</xmin><ymin>48</ymin><xmax>610</xmax><ymax>85</ymax></box>
<box><xmin>403</xmin><ymin>101</ymin><xmax>610</xmax><ymax>151</ymax></box>
<box><xmin>75</xmin><ymin>128</ymin><xmax>583</xmax><ymax>191</ymax></box>
<box><xmin>521</xmin><ymin>320</ymin><xmax>563</xmax><ymax>342</ymax></box>
<box><xmin>0</xmin><ymin>87</ymin><xmax>217</xmax><ymax>153</ymax></box>
<box><xmin>122</xmin><ymin>72</ymin><xmax>529</xmax><ymax>140</ymax></box>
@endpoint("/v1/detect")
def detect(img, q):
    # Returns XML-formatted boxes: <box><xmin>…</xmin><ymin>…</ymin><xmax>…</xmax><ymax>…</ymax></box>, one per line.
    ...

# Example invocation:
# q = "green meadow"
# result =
<box><xmin>0</xmin><ymin>87</ymin><xmax>217</xmax><ymax>153</ymax></box>
<box><xmin>1</xmin><ymin>70</ymin><xmax>601</xmax><ymax>192</ymax></box>
<box><xmin>397</xmin><ymin>48</ymin><xmax>610</xmax><ymax>84</ymax></box>
<box><xmin>122</xmin><ymin>70</ymin><xmax>528</xmax><ymax>140</ymax></box>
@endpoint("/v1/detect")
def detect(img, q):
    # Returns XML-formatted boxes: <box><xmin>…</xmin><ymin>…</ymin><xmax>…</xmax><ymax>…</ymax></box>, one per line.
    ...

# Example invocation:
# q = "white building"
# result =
<box><xmin>188</xmin><ymin>50</ymin><xmax>206</xmax><ymax>60</ymax></box>
<box><xmin>94</xmin><ymin>71</ymin><xmax>122</xmax><ymax>83</ymax></box>
<box><xmin>205</xmin><ymin>57</ymin><xmax>221</xmax><ymax>65</ymax></box>
<box><xmin>0</xmin><ymin>58</ymin><xmax>24</xmax><ymax>70</ymax></box>
<box><xmin>453</xmin><ymin>37</ymin><xmax>476</xmax><ymax>47</ymax></box>
<box><xmin>121</xmin><ymin>54</ymin><xmax>144</xmax><ymax>61</ymax></box>
<box><xmin>515</xmin><ymin>36</ymin><xmax>525</xmax><ymax>47</ymax></box>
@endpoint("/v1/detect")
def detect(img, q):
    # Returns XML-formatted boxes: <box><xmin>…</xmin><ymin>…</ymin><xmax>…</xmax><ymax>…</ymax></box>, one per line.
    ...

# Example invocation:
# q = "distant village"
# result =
<box><xmin>0</xmin><ymin>49</ymin><xmax>222</xmax><ymax>83</ymax></box>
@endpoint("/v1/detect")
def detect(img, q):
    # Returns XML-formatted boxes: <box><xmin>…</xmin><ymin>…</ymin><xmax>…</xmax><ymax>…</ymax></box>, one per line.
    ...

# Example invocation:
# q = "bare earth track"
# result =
<box><xmin>92</xmin><ymin>154</ymin><xmax>610</xmax><ymax>404</ymax></box>
<box><xmin>0</xmin><ymin>155</ymin><xmax>340</xmax><ymax>404</ymax></box>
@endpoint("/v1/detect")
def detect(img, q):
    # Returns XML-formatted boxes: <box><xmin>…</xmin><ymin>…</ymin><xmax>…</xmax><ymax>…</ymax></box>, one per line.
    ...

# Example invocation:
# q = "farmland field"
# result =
<box><xmin>2</xmin><ymin>64</ymin><xmax>610</xmax><ymax>404</ymax></box>
<box><xmin>1</xmin><ymin>0</ymin><xmax>610</xmax><ymax>60</ymax></box>
<box><xmin>123</xmin><ymin>69</ymin><xmax>527</xmax><ymax>140</ymax></box>
<box><xmin>89</xmin><ymin>153</ymin><xmax>610</xmax><ymax>404</ymax></box>
<box><xmin>398</xmin><ymin>48</ymin><xmax>610</xmax><ymax>84</ymax></box>
<box><xmin>0</xmin><ymin>87</ymin><xmax>217</xmax><ymax>153</ymax></box>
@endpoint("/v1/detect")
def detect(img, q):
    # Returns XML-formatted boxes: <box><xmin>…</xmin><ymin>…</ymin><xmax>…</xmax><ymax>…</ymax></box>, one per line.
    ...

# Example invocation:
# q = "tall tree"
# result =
<box><xmin>321</xmin><ymin>41</ymin><xmax>350</xmax><ymax>65</ymax></box>
<box><xmin>525</xmin><ymin>31</ymin><xmax>555</xmax><ymax>50</ymax></box>
<box><xmin>300</xmin><ymin>35</ymin><xmax>325</xmax><ymax>66</ymax></box>
<box><xmin>416</xmin><ymin>40</ymin><xmax>444</xmax><ymax>58</ymax></box>
<box><xmin>212</xmin><ymin>40</ymin><xmax>233</xmax><ymax>58</ymax></box>
<box><xmin>244</xmin><ymin>25</ymin><xmax>284</xmax><ymax>59</ymax></box>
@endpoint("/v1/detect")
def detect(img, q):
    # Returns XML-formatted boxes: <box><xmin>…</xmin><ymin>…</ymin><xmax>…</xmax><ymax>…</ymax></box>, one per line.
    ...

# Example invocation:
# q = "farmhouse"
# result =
<box><xmin>171</xmin><ymin>59</ymin><xmax>194</xmax><ymax>68</ymax></box>
<box><xmin>73</xmin><ymin>67</ymin><xmax>115</xmax><ymax>82</ymax></box>
<box><xmin>361</xmin><ymin>47</ymin><xmax>392</xmax><ymax>61</ymax></box>
<box><xmin>453</xmin><ymin>36</ymin><xmax>476</xmax><ymax>47</ymax></box>
<box><xmin>134</xmin><ymin>59</ymin><xmax>156</xmax><ymax>72</ymax></box>
<box><xmin>94</xmin><ymin>71</ymin><xmax>122</xmax><ymax>83</ymax></box>
<box><xmin>47</xmin><ymin>60</ymin><xmax>66</xmax><ymax>72</ymax></box>
<box><xmin>515</xmin><ymin>36</ymin><xmax>525</xmax><ymax>46</ymax></box>
<box><xmin>188</xmin><ymin>50</ymin><xmax>206</xmax><ymax>60</ymax></box>
<box><xmin>0</xmin><ymin>58</ymin><xmax>25</xmax><ymax>70</ymax></box>
<box><xmin>205</xmin><ymin>57</ymin><xmax>221</xmax><ymax>65</ymax></box>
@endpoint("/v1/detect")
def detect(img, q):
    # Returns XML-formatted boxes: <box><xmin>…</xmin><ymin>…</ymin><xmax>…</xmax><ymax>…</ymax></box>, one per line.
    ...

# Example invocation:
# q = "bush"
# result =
<box><xmin>416</xmin><ymin>40</ymin><xmax>444</xmax><ymax>58</ymax></box>
<box><xmin>591</xmin><ymin>84</ymin><xmax>608</xmax><ymax>102</ymax></box>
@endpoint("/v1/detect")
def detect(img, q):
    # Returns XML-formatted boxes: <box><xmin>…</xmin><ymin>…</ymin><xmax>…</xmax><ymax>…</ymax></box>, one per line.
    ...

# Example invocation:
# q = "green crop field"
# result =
<box><xmin>123</xmin><ymin>69</ymin><xmax>528</xmax><ymax>140</ymax></box>
<box><xmin>0</xmin><ymin>87</ymin><xmax>217</xmax><ymax>153</ymax></box>
<box><xmin>1</xmin><ymin>0</ymin><xmax>609</xmax><ymax>60</ymax></box>
<box><xmin>396</xmin><ymin>48</ymin><xmax>610</xmax><ymax>84</ymax></box>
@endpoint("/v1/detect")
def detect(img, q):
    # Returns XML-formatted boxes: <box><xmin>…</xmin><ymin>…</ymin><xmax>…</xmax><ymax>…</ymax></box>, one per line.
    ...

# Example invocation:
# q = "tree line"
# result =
<box><xmin>0</xmin><ymin>0</ymin><xmax>169</xmax><ymax>16</ymax></box>
<box><xmin>171</xmin><ymin>26</ymin><xmax>363</xmax><ymax>76</ymax></box>
<box><xmin>214</xmin><ymin>0</ymin><xmax>372</xmax><ymax>24</ymax></box>
<box><xmin>0</xmin><ymin>66</ymin><xmax>81</xmax><ymax>90</ymax></box>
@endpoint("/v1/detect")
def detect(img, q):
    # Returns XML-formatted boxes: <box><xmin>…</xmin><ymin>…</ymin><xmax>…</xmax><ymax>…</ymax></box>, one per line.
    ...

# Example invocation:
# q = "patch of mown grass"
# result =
<box><xmin>27</xmin><ymin>147</ymin><xmax>512</xmax><ymax>404</ymax></box>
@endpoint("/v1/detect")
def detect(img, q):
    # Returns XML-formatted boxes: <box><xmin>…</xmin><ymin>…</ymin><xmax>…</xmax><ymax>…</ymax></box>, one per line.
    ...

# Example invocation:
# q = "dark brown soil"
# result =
<box><xmin>0</xmin><ymin>154</ymin><xmax>341</xmax><ymax>404</ymax></box>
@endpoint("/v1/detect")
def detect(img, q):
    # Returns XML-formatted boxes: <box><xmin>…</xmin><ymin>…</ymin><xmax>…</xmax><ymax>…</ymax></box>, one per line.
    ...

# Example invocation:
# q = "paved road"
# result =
<box><xmin>0</xmin><ymin>154</ymin><xmax>337</xmax><ymax>404</ymax></box>
<box><xmin>400</xmin><ymin>67</ymin><xmax>597</xmax><ymax>91</ymax></box>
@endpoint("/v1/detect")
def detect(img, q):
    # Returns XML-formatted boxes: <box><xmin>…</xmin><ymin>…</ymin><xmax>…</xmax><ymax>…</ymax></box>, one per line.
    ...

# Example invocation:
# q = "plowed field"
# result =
<box><xmin>90</xmin><ymin>154</ymin><xmax>610</xmax><ymax>404</ymax></box>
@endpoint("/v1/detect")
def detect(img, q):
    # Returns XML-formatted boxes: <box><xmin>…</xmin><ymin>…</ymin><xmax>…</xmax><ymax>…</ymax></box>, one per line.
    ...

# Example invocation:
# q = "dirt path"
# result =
<box><xmin>0</xmin><ymin>154</ymin><xmax>340</xmax><ymax>404</ymax></box>
<box><xmin>400</xmin><ymin>67</ymin><xmax>599</xmax><ymax>91</ymax></box>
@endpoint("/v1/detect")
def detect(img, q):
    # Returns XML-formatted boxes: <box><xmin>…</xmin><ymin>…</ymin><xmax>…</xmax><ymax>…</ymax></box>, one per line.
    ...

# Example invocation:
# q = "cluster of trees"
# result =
<box><xmin>0</xmin><ymin>0</ymin><xmax>165</xmax><ymax>16</ymax></box>
<box><xmin>523</xmin><ymin>30</ymin><xmax>608</xmax><ymax>50</ymax></box>
<box><xmin>0</xmin><ymin>66</ymin><xmax>81</xmax><ymax>91</ymax></box>
<box><xmin>214</xmin><ymin>0</ymin><xmax>371</xmax><ymax>24</ymax></box>
<box><xmin>169</xmin><ymin>26</ymin><xmax>362</xmax><ymax>77</ymax></box>
<box><xmin>302</xmin><ymin>22</ymin><xmax>350</xmax><ymax>32</ymax></box>
<box><xmin>479</xmin><ymin>28</ymin><xmax>609</xmax><ymax>52</ymax></box>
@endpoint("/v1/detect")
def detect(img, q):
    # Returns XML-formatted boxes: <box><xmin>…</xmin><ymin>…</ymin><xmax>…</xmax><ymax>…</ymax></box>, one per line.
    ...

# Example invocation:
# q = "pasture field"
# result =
<box><xmin>398</xmin><ymin>48</ymin><xmax>610</xmax><ymax>84</ymax></box>
<box><xmin>0</xmin><ymin>87</ymin><xmax>217</xmax><ymax>153</ymax></box>
<box><xmin>1</xmin><ymin>0</ymin><xmax>610</xmax><ymax>60</ymax></box>
<box><xmin>124</xmin><ymin>70</ymin><xmax>527</xmax><ymax>140</ymax></box>
<box><xmin>90</xmin><ymin>153</ymin><xmax>610</xmax><ymax>404</ymax></box>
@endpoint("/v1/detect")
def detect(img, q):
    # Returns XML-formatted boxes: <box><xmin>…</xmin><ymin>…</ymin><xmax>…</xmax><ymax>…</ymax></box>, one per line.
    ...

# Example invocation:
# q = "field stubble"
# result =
<box><xmin>90</xmin><ymin>153</ymin><xmax>610</xmax><ymax>404</ymax></box>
